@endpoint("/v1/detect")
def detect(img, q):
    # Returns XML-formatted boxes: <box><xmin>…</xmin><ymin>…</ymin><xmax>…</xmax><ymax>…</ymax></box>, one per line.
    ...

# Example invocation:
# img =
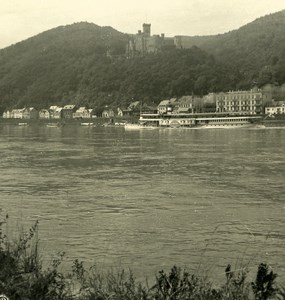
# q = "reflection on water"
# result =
<box><xmin>0</xmin><ymin>124</ymin><xmax>284</xmax><ymax>282</ymax></box>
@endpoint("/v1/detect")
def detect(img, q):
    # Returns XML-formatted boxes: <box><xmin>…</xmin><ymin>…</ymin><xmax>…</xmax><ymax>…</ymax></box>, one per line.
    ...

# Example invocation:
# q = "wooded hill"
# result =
<box><xmin>0</xmin><ymin>10</ymin><xmax>285</xmax><ymax>114</ymax></box>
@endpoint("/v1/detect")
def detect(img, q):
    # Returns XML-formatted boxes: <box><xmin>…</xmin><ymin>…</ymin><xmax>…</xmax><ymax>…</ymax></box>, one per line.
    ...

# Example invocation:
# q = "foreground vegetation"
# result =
<box><xmin>0</xmin><ymin>216</ymin><xmax>284</xmax><ymax>299</ymax></box>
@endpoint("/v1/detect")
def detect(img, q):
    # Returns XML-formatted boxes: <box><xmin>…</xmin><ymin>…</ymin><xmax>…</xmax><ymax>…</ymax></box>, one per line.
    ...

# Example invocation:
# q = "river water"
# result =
<box><xmin>0</xmin><ymin>124</ymin><xmax>284</xmax><ymax>283</ymax></box>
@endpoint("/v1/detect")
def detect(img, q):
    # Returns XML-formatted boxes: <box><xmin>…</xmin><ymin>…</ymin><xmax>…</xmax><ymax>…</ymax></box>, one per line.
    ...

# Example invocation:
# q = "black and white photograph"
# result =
<box><xmin>0</xmin><ymin>1</ymin><xmax>284</xmax><ymax>299</ymax></box>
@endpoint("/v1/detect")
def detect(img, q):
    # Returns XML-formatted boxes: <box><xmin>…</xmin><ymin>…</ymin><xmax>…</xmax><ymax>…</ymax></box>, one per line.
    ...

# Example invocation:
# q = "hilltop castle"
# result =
<box><xmin>126</xmin><ymin>24</ymin><xmax>194</xmax><ymax>57</ymax></box>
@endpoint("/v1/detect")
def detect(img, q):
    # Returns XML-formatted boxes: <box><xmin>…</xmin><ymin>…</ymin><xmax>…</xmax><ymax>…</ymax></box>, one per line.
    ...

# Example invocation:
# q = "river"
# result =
<box><xmin>0</xmin><ymin>124</ymin><xmax>284</xmax><ymax>283</ymax></box>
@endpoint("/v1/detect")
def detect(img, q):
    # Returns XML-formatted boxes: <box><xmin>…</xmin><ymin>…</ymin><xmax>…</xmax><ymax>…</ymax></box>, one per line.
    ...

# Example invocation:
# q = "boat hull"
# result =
<box><xmin>201</xmin><ymin>123</ymin><xmax>265</xmax><ymax>129</ymax></box>
<box><xmin>81</xmin><ymin>122</ymin><xmax>94</xmax><ymax>126</ymax></box>
<box><xmin>124</xmin><ymin>124</ymin><xmax>157</xmax><ymax>130</ymax></box>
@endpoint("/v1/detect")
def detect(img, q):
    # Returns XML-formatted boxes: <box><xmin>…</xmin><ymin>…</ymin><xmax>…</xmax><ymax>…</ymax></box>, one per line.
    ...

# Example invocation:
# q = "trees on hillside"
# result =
<box><xmin>1</xmin><ymin>12</ymin><xmax>285</xmax><ymax>112</ymax></box>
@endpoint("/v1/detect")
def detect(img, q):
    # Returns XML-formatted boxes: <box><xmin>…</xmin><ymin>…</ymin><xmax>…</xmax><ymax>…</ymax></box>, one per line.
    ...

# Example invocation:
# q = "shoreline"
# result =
<box><xmin>0</xmin><ymin>116</ymin><xmax>138</xmax><ymax>126</ymax></box>
<box><xmin>1</xmin><ymin>115</ymin><xmax>285</xmax><ymax>127</ymax></box>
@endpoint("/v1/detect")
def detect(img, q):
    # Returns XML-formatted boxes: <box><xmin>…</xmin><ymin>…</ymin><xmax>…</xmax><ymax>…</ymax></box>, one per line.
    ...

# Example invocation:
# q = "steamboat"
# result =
<box><xmin>137</xmin><ymin>112</ymin><xmax>264</xmax><ymax>129</ymax></box>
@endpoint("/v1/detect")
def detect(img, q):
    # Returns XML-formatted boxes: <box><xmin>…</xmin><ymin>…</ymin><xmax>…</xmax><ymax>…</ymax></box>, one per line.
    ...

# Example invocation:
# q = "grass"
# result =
<box><xmin>0</xmin><ymin>215</ymin><xmax>284</xmax><ymax>300</ymax></box>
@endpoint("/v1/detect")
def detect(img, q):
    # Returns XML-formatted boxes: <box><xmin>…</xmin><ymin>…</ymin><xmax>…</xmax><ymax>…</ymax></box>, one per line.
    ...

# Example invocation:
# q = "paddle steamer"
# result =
<box><xmin>138</xmin><ymin>112</ymin><xmax>264</xmax><ymax>128</ymax></box>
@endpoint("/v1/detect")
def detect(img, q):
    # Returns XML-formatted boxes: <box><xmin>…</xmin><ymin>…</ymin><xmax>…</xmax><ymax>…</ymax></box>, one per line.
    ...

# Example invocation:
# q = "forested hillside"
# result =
<box><xmin>0</xmin><ymin>22</ymin><xmax>129</xmax><ymax>113</ymax></box>
<box><xmin>198</xmin><ymin>9</ymin><xmax>285</xmax><ymax>88</ymax></box>
<box><xmin>0</xmin><ymin>10</ymin><xmax>285</xmax><ymax>113</ymax></box>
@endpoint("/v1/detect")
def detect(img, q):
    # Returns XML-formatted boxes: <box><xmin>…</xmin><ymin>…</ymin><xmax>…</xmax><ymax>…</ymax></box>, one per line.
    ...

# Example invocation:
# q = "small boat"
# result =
<box><xmin>46</xmin><ymin>122</ymin><xmax>64</xmax><ymax>128</ymax></box>
<box><xmin>114</xmin><ymin>122</ymin><xmax>127</xmax><ymax>126</ymax></box>
<box><xmin>46</xmin><ymin>124</ymin><xmax>59</xmax><ymax>128</ymax></box>
<box><xmin>124</xmin><ymin>123</ymin><xmax>157</xmax><ymax>130</ymax></box>
<box><xmin>81</xmin><ymin>122</ymin><xmax>94</xmax><ymax>126</ymax></box>
<box><xmin>18</xmin><ymin>122</ymin><xmax>28</xmax><ymax>126</ymax></box>
<box><xmin>102</xmin><ymin>123</ymin><xmax>112</xmax><ymax>127</ymax></box>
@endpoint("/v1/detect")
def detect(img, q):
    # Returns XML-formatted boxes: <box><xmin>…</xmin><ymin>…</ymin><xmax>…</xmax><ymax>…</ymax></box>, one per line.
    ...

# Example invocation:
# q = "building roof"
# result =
<box><xmin>75</xmin><ymin>107</ymin><xmax>87</xmax><ymax>112</ymax></box>
<box><xmin>63</xmin><ymin>105</ymin><xmax>76</xmax><ymax>110</ymax></box>
<box><xmin>11</xmin><ymin>108</ymin><xmax>25</xmax><ymax>113</ymax></box>
<box><xmin>158</xmin><ymin>100</ymin><xmax>170</xmax><ymax>106</ymax></box>
<box><xmin>128</xmin><ymin>101</ymin><xmax>140</xmax><ymax>110</ymax></box>
<box><xmin>49</xmin><ymin>106</ymin><xmax>60</xmax><ymax>110</ymax></box>
<box><xmin>178</xmin><ymin>107</ymin><xmax>191</xmax><ymax>113</ymax></box>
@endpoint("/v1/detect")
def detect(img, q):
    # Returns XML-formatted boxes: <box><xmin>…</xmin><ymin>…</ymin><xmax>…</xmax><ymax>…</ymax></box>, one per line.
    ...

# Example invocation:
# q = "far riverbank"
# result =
<box><xmin>1</xmin><ymin>115</ymin><xmax>285</xmax><ymax>127</ymax></box>
<box><xmin>0</xmin><ymin>116</ymin><xmax>138</xmax><ymax>126</ymax></box>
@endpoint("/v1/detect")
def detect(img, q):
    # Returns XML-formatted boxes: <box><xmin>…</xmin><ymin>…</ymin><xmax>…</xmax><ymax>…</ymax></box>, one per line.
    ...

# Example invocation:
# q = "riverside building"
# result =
<box><xmin>215</xmin><ymin>89</ymin><xmax>264</xmax><ymax>115</ymax></box>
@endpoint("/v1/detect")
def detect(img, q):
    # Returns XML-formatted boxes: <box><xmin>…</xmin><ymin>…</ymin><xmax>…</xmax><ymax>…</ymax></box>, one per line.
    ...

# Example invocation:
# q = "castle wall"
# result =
<box><xmin>127</xmin><ymin>24</ymin><xmax>187</xmax><ymax>57</ymax></box>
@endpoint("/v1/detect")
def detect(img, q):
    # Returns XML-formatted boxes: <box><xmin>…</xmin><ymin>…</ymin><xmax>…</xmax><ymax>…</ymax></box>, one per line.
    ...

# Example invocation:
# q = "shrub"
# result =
<box><xmin>252</xmin><ymin>263</ymin><xmax>278</xmax><ymax>300</ymax></box>
<box><xmin>0</xmin><ymin>214</ymin><xmax>71</xmax><ymax>300</ymax></box>
<box><xmin>0</xmin><ymin>213</ymin><xmax>284</xmax><ymax>300</ymax></box>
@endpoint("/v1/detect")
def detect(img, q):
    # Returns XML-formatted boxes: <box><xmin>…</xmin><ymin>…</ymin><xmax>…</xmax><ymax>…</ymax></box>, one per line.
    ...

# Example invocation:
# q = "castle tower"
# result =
<box><xmin>143</xmin><ymin>23</ymin><xmax>151</xmax><ymax>37</ymax></box>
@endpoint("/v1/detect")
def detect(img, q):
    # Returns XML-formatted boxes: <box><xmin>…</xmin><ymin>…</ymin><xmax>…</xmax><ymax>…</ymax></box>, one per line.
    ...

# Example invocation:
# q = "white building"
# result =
<box><xmin>39</xmin><ymin>109</ymin><xmax>51</xmax><ymax>119</ymax></box>
<box><xmin>73</xmin><ymin>107</ymin><xmax>94</xmax><ymax>119</ymax></box>
<box><xmin>3</xmin><ymin>110</ymin><xmax>12</xmax><ymax>118</ymax></box>
<box><xmin>216</xmin><ymin>90</ymin><xmax>263</xmax><ymax>115</ymax></box>
<box><xmin>10</xmin><ymin>108</ymin><xmax>26</xmax><ymax>118</ymax></box>
<box><xmin>49</xmin><ymin>106</ymin><xmax>63</xmax><ymax>119</ymax></box>
<box><xmin>265</xmin><ymin>105</ymin><xmax>285</xmax><ymax>115</ymax></box>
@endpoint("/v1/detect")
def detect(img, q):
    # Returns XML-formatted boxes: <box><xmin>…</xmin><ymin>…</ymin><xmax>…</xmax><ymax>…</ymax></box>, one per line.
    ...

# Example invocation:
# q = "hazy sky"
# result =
<box><xmin>1</xmin><ymin>0</ymin><xmax>284</xmax><ymax>49</ymax></box>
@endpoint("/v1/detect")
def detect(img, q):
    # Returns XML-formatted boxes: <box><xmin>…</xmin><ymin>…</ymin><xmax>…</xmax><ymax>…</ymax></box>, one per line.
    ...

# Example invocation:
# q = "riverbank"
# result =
<box><xmin>263</xmin><ymin>118</ymin><xmax>285</xmax><ymax>126</ymax></box>
<box><xmin>0</xmin><ymin>116</ymin><xmax>139</xmax><ymax>126</ymax></box>
<box><xmin>1</xmin><ymin>115</ymin><xmax>285</xmax><ymax>128</ymax></box>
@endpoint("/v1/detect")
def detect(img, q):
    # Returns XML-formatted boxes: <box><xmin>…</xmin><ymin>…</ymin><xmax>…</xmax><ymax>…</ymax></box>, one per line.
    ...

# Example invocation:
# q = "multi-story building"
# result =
<box><xmin>157</xmin><ymin>98</ymin><xmax>177</xmax><ymax>115</ymax></box>
<box><xmin>174</xmin><ymin>96</ymin><xmax>193</xmax><ymax>113</ymax></box>
<box><xmin>73</xmin><ymin>107</ymin><xmax>94</xmax><ymax>119</ymax></box>
<box><xmin>216</xmin><ymin>89</ymin><xmax>265</xmax><ymax>115</ymax></box>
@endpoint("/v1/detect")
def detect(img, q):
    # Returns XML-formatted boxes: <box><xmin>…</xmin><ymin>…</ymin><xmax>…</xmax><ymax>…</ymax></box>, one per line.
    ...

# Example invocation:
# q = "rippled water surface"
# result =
<box><xmin>0</xmin><ymin>124</ymin><xmax>284</xmax><ymax>282</ymax></box>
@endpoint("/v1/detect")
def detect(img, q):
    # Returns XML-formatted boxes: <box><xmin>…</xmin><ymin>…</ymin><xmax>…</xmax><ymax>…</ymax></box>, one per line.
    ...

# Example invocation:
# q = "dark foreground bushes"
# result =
<box><xmin>0</xmin><ymin>217</ymin><xmax>284</xmax><ymax>300</ymax></box>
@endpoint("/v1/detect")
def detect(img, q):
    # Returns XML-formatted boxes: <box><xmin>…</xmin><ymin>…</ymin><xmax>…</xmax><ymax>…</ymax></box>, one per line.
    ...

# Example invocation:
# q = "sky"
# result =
<box><xmin>0</xmin><ymin>0</ymin><xmax>284</xmax><ymax>49</ymax></box>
